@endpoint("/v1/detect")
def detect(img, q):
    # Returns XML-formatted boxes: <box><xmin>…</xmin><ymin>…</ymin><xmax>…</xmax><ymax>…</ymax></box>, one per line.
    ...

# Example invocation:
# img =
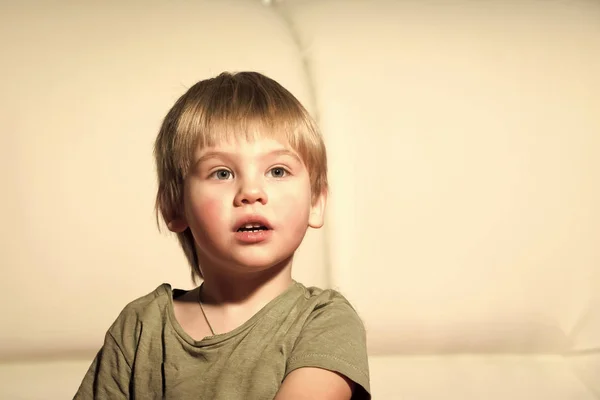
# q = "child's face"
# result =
<box><xmin>169</xmin><ymin>137</ymin><xmax>325</xmax><ymax>275</ymax></box>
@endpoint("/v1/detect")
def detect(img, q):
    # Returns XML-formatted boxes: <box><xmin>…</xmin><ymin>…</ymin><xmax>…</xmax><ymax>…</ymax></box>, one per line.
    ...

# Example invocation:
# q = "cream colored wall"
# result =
<box><xmin>280</xmin><ymin>0</ymin><xmax>600</xmax><ymax>355</ymax></box>
<box><xmin>0</xmin><ymin>0</ymin><xmax>326</xmax><ymax>361</ymax></box>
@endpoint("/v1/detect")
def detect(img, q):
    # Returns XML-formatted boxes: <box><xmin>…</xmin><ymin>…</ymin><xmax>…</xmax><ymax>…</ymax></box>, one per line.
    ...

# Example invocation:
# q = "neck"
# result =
<box><xmin>199</xmin><ymin>255</ymin><xmax>294</xmax><ymax>308</ymax></box>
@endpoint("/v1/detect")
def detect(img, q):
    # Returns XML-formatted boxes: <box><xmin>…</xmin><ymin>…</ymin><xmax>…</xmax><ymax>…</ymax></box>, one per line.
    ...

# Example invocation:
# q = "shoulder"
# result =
<box><xmin>111</xmin><ymin>284</ymin><xmax>173</xmax><ymax>327</ymax></box>
<box><xmin>293</xmin><ymin>281</ymin><xmax>366</xmax><ymax>336</ymax></box>
<box><xmin>296</xmin><ymin>283</ymin><xmax>365</xmax><ymax>328</ymax></box>
<box><xmin>106</xmin><ymin>284</ymin><xmax>174</xmax><ymax>356</ymax></box>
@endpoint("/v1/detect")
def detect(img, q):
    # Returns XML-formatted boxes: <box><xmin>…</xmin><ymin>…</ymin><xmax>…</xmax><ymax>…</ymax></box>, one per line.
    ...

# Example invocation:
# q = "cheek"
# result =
<box><xmin>273</xmin><ymin>186</ymin><xmax>312</xmax><ymax>228</ymax></box>
<box><xmin>186</xmin><ymin>190</ymin><xmax>228</xmax><ymax>231</ymax></box>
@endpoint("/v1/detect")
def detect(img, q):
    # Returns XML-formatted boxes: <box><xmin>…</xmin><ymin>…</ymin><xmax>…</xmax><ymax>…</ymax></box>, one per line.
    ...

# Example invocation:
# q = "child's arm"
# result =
<box><xmin>274</xmin><ymin>367</ymin><xmax>355</xmax><ymax>399</ymax></box>
<box><xmin>73</xmin><ymin>331</ymin><xmax>131</xmax><ymax>399</ymax></box>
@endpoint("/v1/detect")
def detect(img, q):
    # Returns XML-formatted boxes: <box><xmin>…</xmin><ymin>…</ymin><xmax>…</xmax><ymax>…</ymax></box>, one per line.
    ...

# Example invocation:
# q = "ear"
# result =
<box><xmin>167</xmin><ymin>217</ymin><xmax>188</xmax><ymax>233</ymax></box>
<box><xmin>308</xmin><ymin>190</ymin><xmax>327</xmax><ymax>229</ymax></box>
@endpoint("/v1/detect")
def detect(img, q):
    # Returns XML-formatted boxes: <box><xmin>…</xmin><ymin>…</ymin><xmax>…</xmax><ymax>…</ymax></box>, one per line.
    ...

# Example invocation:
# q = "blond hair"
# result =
<box><xmin>154</xmin><ymin>71</ymin><xmax>328</xmax><ymax>282</ymax></box>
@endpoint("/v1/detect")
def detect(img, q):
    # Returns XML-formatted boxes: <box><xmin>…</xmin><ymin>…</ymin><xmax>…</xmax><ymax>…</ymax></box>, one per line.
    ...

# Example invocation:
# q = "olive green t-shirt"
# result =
<box><xmin>74</xmin><ymin>281</ymin><xmax>370</xmax><ymax>399</ymax></box>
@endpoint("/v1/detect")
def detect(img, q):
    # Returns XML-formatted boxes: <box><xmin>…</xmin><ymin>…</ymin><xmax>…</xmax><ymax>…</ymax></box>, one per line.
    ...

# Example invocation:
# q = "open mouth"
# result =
<box><xmin>234</xmin><ymin>215</ymin><xmax>273</xmax><ymax>233</ymax></box>
<box><xmin>237</xmin><ymin>224</ymin><xmax>270</xmax><ymax>233</ymax></box>
<box><xmin>234</xmin><ymin>216</ymin><xmax>273</xmax><ymax>243</ymax></box>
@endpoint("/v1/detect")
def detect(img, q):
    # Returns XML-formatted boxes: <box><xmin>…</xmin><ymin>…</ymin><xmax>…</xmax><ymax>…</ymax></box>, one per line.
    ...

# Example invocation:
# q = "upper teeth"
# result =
<box><xmin>243</xmin><ymin>224</ymin><xmax>262</xmax><ymax>228</ymax></box>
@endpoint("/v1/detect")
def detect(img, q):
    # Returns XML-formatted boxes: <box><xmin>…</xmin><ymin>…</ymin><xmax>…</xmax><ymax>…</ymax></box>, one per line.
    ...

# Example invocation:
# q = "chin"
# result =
<box><xmin>228</xmin><ymin>252</ymin><xmax>293</xmax><ymax>273</ymax></box>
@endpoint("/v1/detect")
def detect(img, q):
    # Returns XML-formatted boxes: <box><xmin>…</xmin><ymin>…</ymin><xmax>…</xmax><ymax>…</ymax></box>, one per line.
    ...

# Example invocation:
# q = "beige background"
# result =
<box><xmin>1</xmin><ymin>0</ymin><xmax>599</xmax><ymax>398</ymax></box>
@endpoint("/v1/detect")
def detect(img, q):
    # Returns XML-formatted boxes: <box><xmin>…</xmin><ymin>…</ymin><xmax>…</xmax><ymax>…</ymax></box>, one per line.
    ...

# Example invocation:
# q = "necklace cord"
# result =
<box><xmin>198</xmin><ymin>284</ymin><xmax>216</xmax><ymax>336</ymax></box>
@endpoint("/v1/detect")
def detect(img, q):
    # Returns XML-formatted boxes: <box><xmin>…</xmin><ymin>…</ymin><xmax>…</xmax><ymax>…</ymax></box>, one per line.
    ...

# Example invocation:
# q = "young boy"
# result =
<box><xmin>75</xmin><ymin>72</ymin><xmax>370</xmax><ymax>399</ymax></box>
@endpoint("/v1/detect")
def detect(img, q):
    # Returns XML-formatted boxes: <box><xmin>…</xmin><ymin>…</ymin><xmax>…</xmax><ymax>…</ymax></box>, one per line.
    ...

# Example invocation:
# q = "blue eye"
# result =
<box><xmin>210</xmin><ymin>169</ymin><xmax>233</xmax><ymax>180</ymax></box>
<box><xmin>269</xmin><ymin>167</ymin><xmax>288</xmax><ymax>178</ymax></box>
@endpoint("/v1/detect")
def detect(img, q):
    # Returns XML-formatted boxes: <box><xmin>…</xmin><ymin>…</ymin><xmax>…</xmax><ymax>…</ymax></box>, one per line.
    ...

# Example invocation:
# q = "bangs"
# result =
<box><xmin>174</xmin><ymin>73</ymin><xmax>324</xmax><ymax>182</ymax></box>
<box><xmin>185</xmin><ymin>101</ymin><xmax>302</xmax><ymax>160</ymax></box>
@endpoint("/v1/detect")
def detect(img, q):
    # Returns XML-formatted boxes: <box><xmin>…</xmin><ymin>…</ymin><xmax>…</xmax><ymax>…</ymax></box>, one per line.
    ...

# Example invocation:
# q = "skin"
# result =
<box><xmin>167</xmin><ymin>137</ymin><xmax>354</xmax><ymax>399</ymax></box>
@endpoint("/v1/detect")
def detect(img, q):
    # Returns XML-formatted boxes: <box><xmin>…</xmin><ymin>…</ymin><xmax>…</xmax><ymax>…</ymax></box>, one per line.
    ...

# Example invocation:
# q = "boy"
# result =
<box><xmin>75</xmin><ymin>72</ymin><xmax>370</xmax><ymax>399</ymax></box>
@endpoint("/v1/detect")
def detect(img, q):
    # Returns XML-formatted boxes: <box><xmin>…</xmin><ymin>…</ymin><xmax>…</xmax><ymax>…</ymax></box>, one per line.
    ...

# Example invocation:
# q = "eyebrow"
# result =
<box><xmin>195</xmin><ymin>149</ymin><xmax>302</xmax><ymax>166</ymax></box>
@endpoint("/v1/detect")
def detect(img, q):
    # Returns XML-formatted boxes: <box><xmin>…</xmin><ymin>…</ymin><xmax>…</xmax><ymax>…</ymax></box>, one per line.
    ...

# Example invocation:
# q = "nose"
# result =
<box><xmin>233</xmin><ymin>178</ymin><xmax>268</xmax><ymax>206</ymax></box>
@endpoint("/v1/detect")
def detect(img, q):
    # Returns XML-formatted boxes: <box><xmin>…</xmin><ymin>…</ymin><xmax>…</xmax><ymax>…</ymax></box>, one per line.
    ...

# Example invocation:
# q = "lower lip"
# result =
<box><xmin>234</xmin><ymin>229</ymin><xmax>273</xmax><ymax>244</ymax></box>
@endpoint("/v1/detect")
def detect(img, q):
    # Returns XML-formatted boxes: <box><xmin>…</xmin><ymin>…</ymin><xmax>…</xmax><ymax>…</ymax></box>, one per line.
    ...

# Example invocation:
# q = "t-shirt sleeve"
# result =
<box><xmin>285</xmin><ymin>293</ymin><xmax>371</xmax><ymax>399</ymax></box>
<box><xmin>73</xmin><ymin>331</ymin><xmax>132</xmax><ymax>399</ymax></box>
